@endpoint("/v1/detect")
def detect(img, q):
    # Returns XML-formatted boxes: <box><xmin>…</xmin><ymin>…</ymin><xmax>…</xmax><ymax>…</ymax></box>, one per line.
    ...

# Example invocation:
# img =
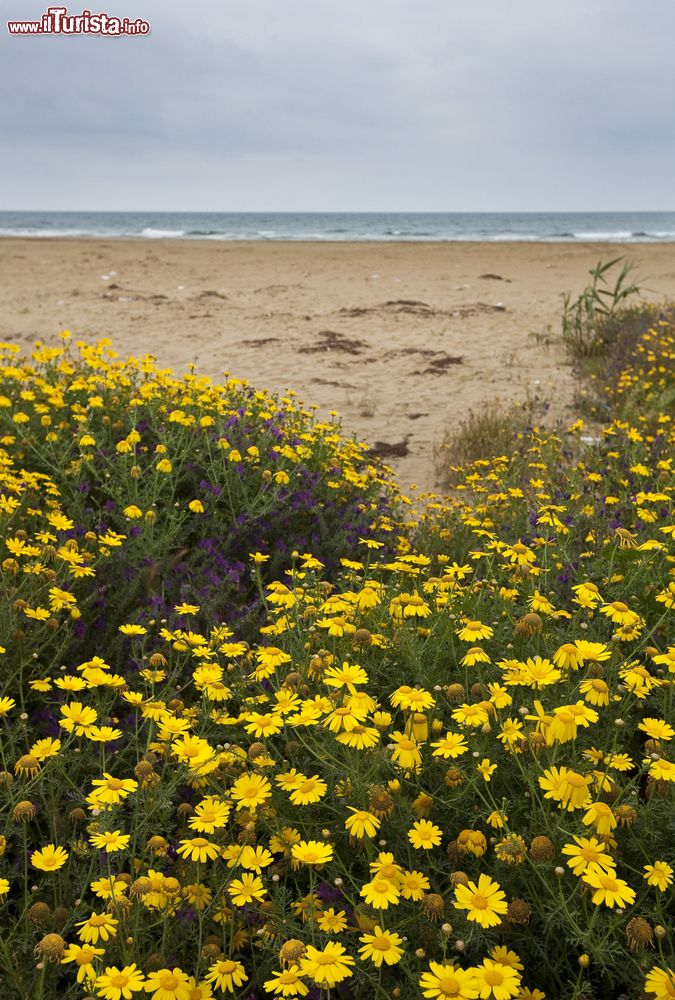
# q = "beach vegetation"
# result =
<box><xmin>558</xmin><ymin>257</ymin><xmax>641</xmax><ymax>360</ymax></box>
<box><xmin>433</xmin><ymin>402</ymin><xmax>535</xmax><ymax>487</ymax></box>
<box><xmin>0</xmin><ymin>316</ymin><xmax>673</xmax><ymax>999</ymax></box>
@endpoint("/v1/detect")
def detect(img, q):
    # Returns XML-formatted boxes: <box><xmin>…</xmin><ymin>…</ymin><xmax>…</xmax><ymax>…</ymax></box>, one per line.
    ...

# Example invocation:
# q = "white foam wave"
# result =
<box><xmin>140</xmin><ymin>227</ymin><xmax>186</xmax><ymax>238</ymax></box>
<box><xmin>488</xmin><ymin>233</ymin><xmax>540</xmax><ymax>241</ymax></box>
<box><xmin>0</xmin><ymin>227</ymin><xmax>102</xmax><ymax>237</ymax></box>
<box><xmin>572</xmin><ymin>231</ymin><xmax>632</xmax><ymax>240</ymax></box>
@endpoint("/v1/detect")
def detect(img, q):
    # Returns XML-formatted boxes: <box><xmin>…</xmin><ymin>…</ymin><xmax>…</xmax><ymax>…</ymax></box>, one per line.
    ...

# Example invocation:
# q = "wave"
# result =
<box><xmin>140</xmin><ymin>227</ymin><xmax>186</xmax><ymax>238</ymax></box>
<box><xmin>488</xmin><ymin>233</ymin><xmax>540</xmax><ymax>241</ymax></box>
<box><xmin>572</xmin><ymin>230</ymin><xmax>633</xmax><ymax>240</ymax></box>
<box><xmin>0</xmin><ymin>226</ymin><xmax>109</xmax><ymax>237</ymax></box>
<box><xmin>3</xmin><ymin>217</ymin><xmax>675</xmax><ymax>242</ymax></box>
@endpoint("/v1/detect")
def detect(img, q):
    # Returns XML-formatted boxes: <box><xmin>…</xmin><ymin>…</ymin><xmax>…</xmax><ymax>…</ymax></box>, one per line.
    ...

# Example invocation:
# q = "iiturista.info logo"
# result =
<box><xmin>7</xmin><ymin>6</ymin><xmax>150</xmax><ymax>35</ymax></box>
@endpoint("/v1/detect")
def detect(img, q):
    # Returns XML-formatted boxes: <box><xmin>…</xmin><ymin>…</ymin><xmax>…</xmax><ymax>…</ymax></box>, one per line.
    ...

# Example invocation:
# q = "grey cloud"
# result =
<box><xmin>1</xmin><ymin>0</ymin><xmax>674</xmax><ymax>208</ymax></box>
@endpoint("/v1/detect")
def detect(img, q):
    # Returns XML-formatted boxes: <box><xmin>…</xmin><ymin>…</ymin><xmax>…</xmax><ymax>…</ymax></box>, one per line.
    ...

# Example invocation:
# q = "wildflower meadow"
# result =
<box><xmin>0</xmin><ymin>306</ymin><xmax>672</xmax><ymax>1000</ymax></box>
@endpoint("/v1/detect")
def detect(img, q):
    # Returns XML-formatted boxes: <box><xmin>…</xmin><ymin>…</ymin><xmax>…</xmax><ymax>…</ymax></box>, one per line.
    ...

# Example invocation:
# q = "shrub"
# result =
<box><xmin>433</xmin><ymin>403</ymin><xmax>534</xmax><ymax>488</ymax></box>
<box><xmin>0</xmin><ymin>336</ymin><xmax>401</xmax><ymax>675</ymax></box>
<box><xmin>558</xmin><ymin>258</ymin><xmax>641</xmax><ymax>360</ymax></box>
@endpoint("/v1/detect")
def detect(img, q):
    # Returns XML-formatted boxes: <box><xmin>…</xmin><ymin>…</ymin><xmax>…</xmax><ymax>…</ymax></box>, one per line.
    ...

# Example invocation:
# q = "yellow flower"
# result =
<box><xmin>94</xmin><ymin>963</ymin><xmax>145</xmax><ymax>999</ymax></box>
<box><xmin>345</xmin><ymin>809</ymin><xmax>380</xmax><ymax>841</ymax></box>
<box><xmin>655</xmin><ymin>582</ymin><xmax>675</xmax><ymax>609</ymax></box>
<box><xmin>76</xmin><ymin>911</ymin><xmax>118</xmax><ymax>944</ymax></box>
<box><xmin>583</xmin><ymin>869</ymin><xmax>636</xmax><ymax>908</ymax></box>
<box><xmin>600</xmin><ymin>600</ymin><xmax>638</xmax><ymax>625</ymax></box>
<box><xmin>59</xmin><ymin>701</ymin><xmax>98</xmax><ymax>735</ymax></box>
<box><xmin>89</xmin><ymin>773</ymin><xmax>138</xmax><ymax>806</ymax></box>
<box><xmin>89</xmin><ymin>830</ymin><xmax>130</xmax><ymax>853</ymax></box>
<box><xmin>119</xmin><ymin>623</ymin><xmax>147</xmax><ymax>636</ymax></box>
<box><xmin>419</xmin><ymin>961</ymin><xmax>479</xmax><ymax>999</ymax></box>
<box><xmin>539</xmin><ymin>767</ymin><xmax>591</xmax><ymax>811</ymax></box>
<box><xmin>399</xmin><ymin>869</ymin><xmax>430</xmax><ymax>900</ymax></box>
<box><xmin>263</xmin><ymin>966</ymin><xmax>309</xmax><ymax>996</ymax></box>
<box><xmin>494</xmin><ymin>834</ymin><xmax>527</xmax><ymax>865</ymax></box>
<box><xmin>431</xmin><ymin>731</ymin><xmax>468</xmax><ymax>758</ymax></box>
<box><xmin>552</xmin><ymin>643</ymin><xmax>585</xmax><ymax>670</ymax></box>
<box><xmin>456</xmin><ymin>829</ymin><xmax>487</xmax><ymax>857</ymax></box>
<box><xmin>390</xmin><ymin>684</ymin><xmax>435</xmax><ymax>712</ymax></box>
<box><xmin>14</xmin><ymin>754</ymin><xmax>41</xmax><ymax>778</ymax></box>
<box><xmin>408</xmin><ymin>819</ymin><xmax>442</xmax><ymax>850</ymax></box>
<box><xmin>477</xmin><ymin>758</ymin><xmax>497</xmax><ymax>781</ymax></box>
<box><xmin>31</xmin><ymin>844</ymin><xmax>69</xmax><ymax>872</ymax></box>
<box><xmin>206</xmin><ymin>958</ymin><xmax>248</xmax><ymax>993</ymax></box>
<box><xmin>227</xmin><ymin>873</ymin><xmax>267</xmax><ymax>907</ymax></box>
<box><xmin>451</xmin><ymin>703</ymin><xmax>490</xmax><ymax>728</ymax></box>
<box><xmin>579</xmin><ymin>678</ymin><xmax>609</xmax><ymax>707</ymax></box>
<box><xmin>317</xmin><ymin>907</ymin><xmax>348</xmax><ymax>934</ymax></box>
<box><xmin>639</xmin><ymin>718</ymin><xmax>674</xmax><ymax>741</ymax></box>
<box><xmin>358</xmin><ymin>926</ymin><xmax>404</xmax><ymax>967</ymax></box>
<box><xmin>291</xmin><ymin>841</ymin><xmax>334</xmax><ymax>867</ymax></box>
<box><xmin>520</xmin><ymin>657</ymin><xmax>561</xmax><ymax>689</ymax></box>
<box><xmin>323</xmin><ymin>661</ymin><xmax>368</xmax><ymax>693</ymax></box>
<box><xmin>643</xmin><ymin>861</ymin><xmax>673</xmax><ymax>891</ymax></box>
<box><xmin>644</xmin><ymin>966</ymin><xmax>675</xmax><ymax>1000</ymax></box>
<box><xmin>473</xmin><ymin>958</ymin><xmax>521</xmax><ymax>999</ymax></box>
<box><xmin>230</xmin><ymin>772</ymin><xmax>272</xmax><ymax>811</ymax></box>
<box><xmin>300</xmin><ymin>942</ymin><xmax>354</xmax><ymax>988</ymax></box>
<box><xmin>360</xmin><ymin>876</ymin><xmax>400</xmax><ymax>910</ymax></box>
<box><xmin>175</xmin><ymin>603</ymin><xmax>201</xmax><ymax>615</ymax></box>
<box><xmin>390</xmin><ymin>731</ymin><xmax>422</xmax><ymax>771</ymax></box>
<box><xmin>487</xmin><ymin>810</ymin><xmax>508</xmax><ymax>829</ymax></box>
<box><xmin>177</xmin><ymin>838</ymin><xmax>220</xmax><ymax>864</ymax></box>
<box><xmin>454</xmin><ymin>873</ymin><xmax>508</xmax><ymax>928</ymax></box>
<box><xmin>144</xmin><ymin>967</ymin><xmax>192</xmax><ymax>1000</ymax></box>
<box><xmin>457</xmin><ymin>619</ymin><xmax>494</xmax><ymax>642</ymax></box>
<box><xmin>60</xmin><ymin>942</ymin><xmax>105</xmax><ymax>983</ymax></box>
<box><xmin>647</xmin><ymin>758</ymin><xmax>675</xmax><ymax>782</ymax></box>
<box><xmin>582</xmin><ymin>801</ymin><xmax>618</xmax><ymax>835</ymax></box>
<box><xmin>562</xmin><ymin>836</ymin><xmax>615</xmax><ymax>877</ymax></box>
<box><xmin>188</xmin><ymin>796</ymin><xmax>231</xmax><ymax>834</ymax></box>
<box><xmin>0</xmin><ymin>697</ymin><xmax>17</xmax><ymax>717</ymax></box>
<box><xmin>288</xmin><ymin>775</ymin><xmax>327</xmax><ymax>806</ymax></box>
<box><xmin>86</xmin><ymin>726</ymin><xmax>123</xmax><ymax>743</ymax></box>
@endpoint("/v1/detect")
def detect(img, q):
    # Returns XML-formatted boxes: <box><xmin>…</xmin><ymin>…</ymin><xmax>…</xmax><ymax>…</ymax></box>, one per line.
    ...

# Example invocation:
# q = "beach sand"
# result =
<box><xmin>1</xmin><ymin>239</ymin><xmax>673</xmax><ymax>491</ymax></box>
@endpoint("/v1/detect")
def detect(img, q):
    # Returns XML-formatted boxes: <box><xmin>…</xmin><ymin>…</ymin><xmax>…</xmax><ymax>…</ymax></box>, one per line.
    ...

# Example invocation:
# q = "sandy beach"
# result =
<box><xmin>1</xmin><ymin>239</ymin><xmax>673</xmax><ymax>490</ymax></box>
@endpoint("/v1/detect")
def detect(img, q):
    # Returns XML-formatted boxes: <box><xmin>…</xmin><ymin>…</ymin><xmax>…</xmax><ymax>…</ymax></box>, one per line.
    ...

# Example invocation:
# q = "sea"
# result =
<box><xmin>1</xmin><ymin>210</ymin><xmax>675</xmax><ymax>242</ymax></box>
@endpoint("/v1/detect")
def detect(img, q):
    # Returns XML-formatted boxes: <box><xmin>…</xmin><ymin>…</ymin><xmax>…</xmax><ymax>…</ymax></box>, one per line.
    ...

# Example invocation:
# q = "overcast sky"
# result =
<box><xmin>1</xmin><ymin>0</ymin><xmax>674</xmax><ymax>211</ymax></box>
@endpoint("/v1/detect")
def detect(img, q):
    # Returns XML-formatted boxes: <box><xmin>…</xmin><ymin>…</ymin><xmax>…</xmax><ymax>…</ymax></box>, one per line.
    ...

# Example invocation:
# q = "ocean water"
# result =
<box><xmin>1</xmin><ymin>210</ymin><xmax>675</xmax><ymax>241</ymax></box>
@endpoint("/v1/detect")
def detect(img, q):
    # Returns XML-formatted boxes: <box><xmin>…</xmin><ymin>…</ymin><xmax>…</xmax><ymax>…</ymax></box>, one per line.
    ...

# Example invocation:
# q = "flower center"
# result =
<box><xmin>471</xmin><ymin>893</ymin><xmax>488</xmax><ymax>909</ymax></box>
<box><xmin>314</xmin><ymin>952</ymin><xmax>335</xmax><ymax>966</ymax></box>
<box><xmin>438</xmin><ymin>974</ymin><xmax>460</xmax><ymax>995</ymax></box>
<box><xmin>566</xmin><ymin>773</ymin><xmax>586</xmax><ymax>788</ymax></box>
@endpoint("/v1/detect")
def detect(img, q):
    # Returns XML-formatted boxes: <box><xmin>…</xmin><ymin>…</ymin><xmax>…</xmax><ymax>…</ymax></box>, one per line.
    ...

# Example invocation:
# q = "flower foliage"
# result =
<box><xmin>0</xmin><ymin>321</ymin><xmax>673</xmax><ymax>1000</ymax></box>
